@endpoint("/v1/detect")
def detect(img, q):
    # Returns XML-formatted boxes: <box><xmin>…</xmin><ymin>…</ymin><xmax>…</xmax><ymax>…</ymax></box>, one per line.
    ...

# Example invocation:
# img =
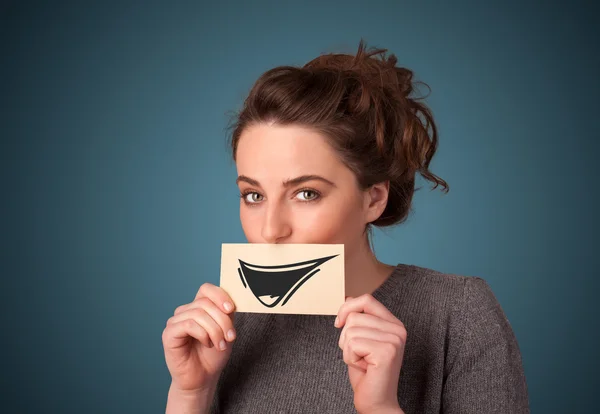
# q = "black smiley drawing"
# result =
<box><xmin>237</xmin><ymin>254</ymin><xmax>339</xmax><ymax>308</ymax></box>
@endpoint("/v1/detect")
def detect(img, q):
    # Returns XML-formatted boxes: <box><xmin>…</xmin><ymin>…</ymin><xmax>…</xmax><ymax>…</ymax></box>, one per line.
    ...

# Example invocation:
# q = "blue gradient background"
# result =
<box><xmin>1</xmin><ymin>1</ymin><xmax>598</xmax><ymax>413</ymax></box>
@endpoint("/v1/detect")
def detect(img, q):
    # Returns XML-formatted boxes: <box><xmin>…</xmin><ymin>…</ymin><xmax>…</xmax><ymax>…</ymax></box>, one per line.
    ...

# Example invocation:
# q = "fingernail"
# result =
<box><xmin>224</xmin><ymin>302</ymin><xmax>233</xmax><ymax>312</ymax></box>
<box><xmin>227</xmin><ymin>329</ymin><xmax>236</xmax><ymax>341</ymax></box>
<box><xmin>334</xmin><ymin>316</ymin><xmax>339</xmax><ymax>327</ymax></box>
<box><xmin>219</xmin><ymin>340</ymin><xmax>227</xmax><ymax>350</ymax></box>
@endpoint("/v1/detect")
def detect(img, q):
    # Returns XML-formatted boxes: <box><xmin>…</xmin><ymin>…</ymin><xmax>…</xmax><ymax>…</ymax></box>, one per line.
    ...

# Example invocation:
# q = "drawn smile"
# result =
<box><xmin>237</xmin><ymin>255</ymin><xmax>339</xmax><ymax>307</ymax></box>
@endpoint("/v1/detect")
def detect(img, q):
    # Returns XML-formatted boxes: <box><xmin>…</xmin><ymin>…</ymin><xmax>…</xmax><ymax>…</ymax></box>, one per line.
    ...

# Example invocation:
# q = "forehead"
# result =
<box><xmin>235</xmin><ymin>123</ymin><xmax>343</xmax><ymax>178</ymax></box>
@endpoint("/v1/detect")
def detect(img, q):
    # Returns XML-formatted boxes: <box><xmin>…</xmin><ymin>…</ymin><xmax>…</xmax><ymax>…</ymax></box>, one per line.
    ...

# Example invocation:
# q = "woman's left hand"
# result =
<box><xmin>335</xmin><ymin>294</ymin><xmax>407</xmax><ymax>414</ymax></box>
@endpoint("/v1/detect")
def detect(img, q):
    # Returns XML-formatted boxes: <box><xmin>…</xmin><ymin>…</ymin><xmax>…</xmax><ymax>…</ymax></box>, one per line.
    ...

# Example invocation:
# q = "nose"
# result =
<box><xmin>261</xmin><ymin>203</ymin><xmax>292</xmax><ymax>244</ymax></box>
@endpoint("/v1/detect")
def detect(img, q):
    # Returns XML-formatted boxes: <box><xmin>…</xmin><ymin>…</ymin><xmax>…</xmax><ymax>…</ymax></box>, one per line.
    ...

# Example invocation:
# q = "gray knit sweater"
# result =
<box><xmin>210</xmin><ymin>263</ymin><xmax>530</xmax><ymax>413</ymax></box>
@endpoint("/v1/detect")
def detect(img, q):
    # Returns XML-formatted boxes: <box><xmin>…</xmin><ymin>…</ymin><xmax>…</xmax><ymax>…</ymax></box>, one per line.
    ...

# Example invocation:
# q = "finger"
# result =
<box><xmin>168</xmin><ymin>307</ymin><xmax>228</xmax><ymax>351</ymax></box>
<box><xmin>195</xmin><ymin>297</ymin><xmax>237</xmax><ymax>342</ymax></box>
<box><xmin>194</xmin><ymin>283</ymin><xmax>236</xmax><ymax>314</ymax></box>
<box><xmin>163</xmin><ymin>318</ymin><xmax>213</xmax><ymax>349</ymax></box>
<box><xmin>173</xmin><ymin>298</ymin><xmax>237</xmax><ymax>342</ymax></box>
<box><xmin>336</xmin><ymin>294</ymin><xmax>400</xmax><ymax>328</ymax></box>
<box><xmin>343</xmin><ymin>337</ymin><xmax>399</xmax><ymax>371</ymax></box>
<box><xmin>343</xmin><ymin>342</ymin><xmax>368</xmax><ymax>372</ymax></box>
<box><xmin>338</xmin><ymin>312</ymin><xmax>406</xmax><ymax>348</ymax></box>
<box><xmin>339</xmin><ymin>325</ymin><xmax>404</xmax><ymax>351</ymax></box>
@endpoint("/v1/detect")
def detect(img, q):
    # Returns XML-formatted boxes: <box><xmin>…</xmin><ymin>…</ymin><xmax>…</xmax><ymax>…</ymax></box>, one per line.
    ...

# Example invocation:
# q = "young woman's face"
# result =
<box><xmin>235</xmin><ymin>123</ymin><xmax>371</xmax><ymax>247</ymax></box>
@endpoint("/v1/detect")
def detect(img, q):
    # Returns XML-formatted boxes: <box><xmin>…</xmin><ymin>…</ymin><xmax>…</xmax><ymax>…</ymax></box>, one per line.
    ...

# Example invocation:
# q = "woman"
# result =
<box><xmin>162</xmin><ymin>41</ymin><xmax>530</xmax><ymax>413</ymax></box>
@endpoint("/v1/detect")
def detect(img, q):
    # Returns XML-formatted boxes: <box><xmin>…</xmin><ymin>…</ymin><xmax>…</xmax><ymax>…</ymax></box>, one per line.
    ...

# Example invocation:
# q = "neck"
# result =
<box><xmin>344</xmin><ymin>234</ymin><xmax>396</xmax><ymax>298</ymax></box>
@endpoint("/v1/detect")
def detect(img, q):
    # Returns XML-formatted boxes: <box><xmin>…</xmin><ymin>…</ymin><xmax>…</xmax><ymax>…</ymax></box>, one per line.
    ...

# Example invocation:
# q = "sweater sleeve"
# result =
<box><xmin>442</xmin><ymin>277</ymin><xmax>530</xmax><ymax>413</ymax></box>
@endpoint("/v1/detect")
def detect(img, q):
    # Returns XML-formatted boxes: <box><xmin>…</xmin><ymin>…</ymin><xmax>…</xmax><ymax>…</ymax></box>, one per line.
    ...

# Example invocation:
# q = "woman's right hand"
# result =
<box><xmin>162</xmin><ymin>283</ymin><xmax>237</xmax><ymax>393</ymax></box>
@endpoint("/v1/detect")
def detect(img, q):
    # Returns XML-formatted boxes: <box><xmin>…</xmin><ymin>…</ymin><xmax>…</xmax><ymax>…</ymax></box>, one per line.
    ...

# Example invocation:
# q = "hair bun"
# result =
<box><xmin>303</xmin><ymin>40</ymin><xmax>414</xmax><ymax>98</ymax></box>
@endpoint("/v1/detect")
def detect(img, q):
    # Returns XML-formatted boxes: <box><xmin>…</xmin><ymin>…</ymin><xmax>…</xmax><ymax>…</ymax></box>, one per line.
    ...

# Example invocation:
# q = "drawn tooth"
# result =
<box><xmin>258</xmin><ymin>295</ymin><xmax>280</xmax><ymax>306</ymax></box>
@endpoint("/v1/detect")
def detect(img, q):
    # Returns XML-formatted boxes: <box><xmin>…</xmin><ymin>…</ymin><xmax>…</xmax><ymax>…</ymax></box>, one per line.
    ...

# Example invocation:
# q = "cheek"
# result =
<box><xmin>294</xmin><ymin>199</ymin><xmax>364</xmax><ymax>243</ymax></box>
<box><xmin>240</xmin><ymin>205</ymin><xmax>262</xmax><ymax>242</ymax></box>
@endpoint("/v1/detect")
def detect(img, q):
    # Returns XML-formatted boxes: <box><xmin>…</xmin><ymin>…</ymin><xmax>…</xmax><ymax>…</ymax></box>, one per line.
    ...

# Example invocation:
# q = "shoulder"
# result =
<box><xmin>379</xmin><ymin>263</ymin><xmax>505</xmax><ymax>335</ymax></box>
<box><xmin>388</xmin><ymin>263</ymin><xmax>521</xmax><ymax>356</ymax></box>
<box><xmin>393</xmin><ymin>262</ymin><xmax>496</xmax><ymax>299</ymax></box>
<box><xmin>404</xmin><ymin>263</ymin><xmax>507</xmax><ymax>324</ymax></box>
<box><xmin>381</xmin><ymin>263</ymin><xmax>486</xmax><ymax>307</ymax></box>
<box><xmin>396</xmin><ymin>262</ymin><xmax>482</xmax><ymax>284</ymax></box>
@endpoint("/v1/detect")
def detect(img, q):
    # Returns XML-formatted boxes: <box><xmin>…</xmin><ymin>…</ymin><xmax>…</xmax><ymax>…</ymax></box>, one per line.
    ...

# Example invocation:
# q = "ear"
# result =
<box><xmin>363</xmin><ymin>181</ymin><xmax>390</xmax><ymax>224</ymax></box>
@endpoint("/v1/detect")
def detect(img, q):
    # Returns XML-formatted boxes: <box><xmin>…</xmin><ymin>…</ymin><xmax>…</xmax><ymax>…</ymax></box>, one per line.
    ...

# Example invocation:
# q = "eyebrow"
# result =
<box><xmin>236</xmin><ymin>174</ymin><xmax>336</xmax><ymax>188</ymax></box>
